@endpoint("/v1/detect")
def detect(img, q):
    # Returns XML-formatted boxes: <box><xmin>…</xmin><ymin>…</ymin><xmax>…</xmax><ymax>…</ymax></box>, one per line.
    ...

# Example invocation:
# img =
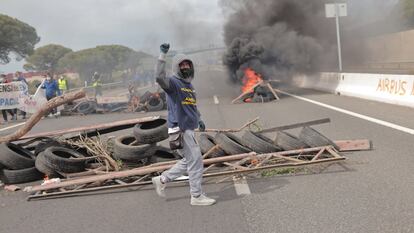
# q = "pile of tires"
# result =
<box><xmin>35</xmin><ymin>146</ymin><xmax>89</xmax><ymax>178</ymax></box>
<box><xmin>136</xmin><ymin>91</ymin><xmax>167</xmax><ymax>112</ymax></box>
<box><xmin>112</xmin><ymin>118</ymin><xmax>179</xmax><ymax>165</ymax></box>
<box><xmin>0</xmin><ymin>143</ymin><xmax>42</xmax><ymax>184</ymax></box>
<box><xmin>0</xmin><ymin>138</ymin><xmax>96</xmax><ymax>184</ymax></box>
<box><xmin>197</xmin><ymin>126</ymin><xmax>337</xmax><ymax>158</ymax></box>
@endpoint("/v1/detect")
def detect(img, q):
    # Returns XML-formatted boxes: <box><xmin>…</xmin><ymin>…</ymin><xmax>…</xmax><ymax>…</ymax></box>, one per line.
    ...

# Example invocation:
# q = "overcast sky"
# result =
<box><xmin>0</xmin><ymin>0</ymin><xmax>225</xmax><ymax>73</ymax></box>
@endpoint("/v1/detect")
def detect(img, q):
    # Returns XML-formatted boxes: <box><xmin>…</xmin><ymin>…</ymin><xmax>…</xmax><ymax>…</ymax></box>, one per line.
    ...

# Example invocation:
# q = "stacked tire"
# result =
<box><xmin>0</xmin><ymin>143</ymin><xmax>42</xmax><ymax>184</ymax></box>
<box><xmin>112</xmin><ymin>118</ymin><xmax>179</xmax><ymax>164</ymax></box>
<box><xmin>35</xmin><ymin>147</ymin><xmax>89</xmax><ymax>178</ymax></box>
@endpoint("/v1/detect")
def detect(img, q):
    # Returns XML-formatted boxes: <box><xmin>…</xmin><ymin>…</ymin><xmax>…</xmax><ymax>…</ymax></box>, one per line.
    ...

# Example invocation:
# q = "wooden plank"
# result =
<box><xmin>223</xmin><ymin>162</ymin><xmax>249</xmax><ymax>170</ymax></box>
<box><xmin>0</xmin><ymin>90</ymin><xmax>86</xmax><ymax>143</ymax></box>
<box><xmin>266</xmin><ymin>83</ymin><xmax>280</xmax><ymax>100</ymax></box>
<box><xmin>196</xmin><ymin>117</ymin><xmax>259</xmax><ymax>133</ymax></box>
<box><xmin>202</xmin><ymin>145</ymin><xmax>220</xmax><ymax>159</ymax></box>
<box><xmin>27</xmin><ymin>147</ymin><xmax>331</xmax><ymax>193</ymax></box>
<box><xmin>27</xmin><ymin>155</ymin><xmax>345</xmax><ymax>201</ymax></box>
<box><xmin>231</xmin><ymin>80</ymin><xmax>263</xmax><ymax>104</ymax></box>
<box><xmin>18</xmin><ymin>116</ymin><xmax>160</xmax><ymax>141</ymax></box>
<box><xmin>257</xmin><ymin>118</ymin><xmax>331</xmax><ymax>134</ymax></box>
<box><xmin>334</xmin><ymin>139</ymin><xmax>372</xmax><ymax>151</ymax></box>
<box><xmin>311</xmin><ymin>148</ymin><xmax>325</xmax><ymax>162</ymax></box>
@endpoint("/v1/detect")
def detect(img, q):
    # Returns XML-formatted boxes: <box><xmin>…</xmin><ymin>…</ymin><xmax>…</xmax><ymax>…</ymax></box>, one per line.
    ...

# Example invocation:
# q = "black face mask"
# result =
<box><xmin>180</xmin><ymin>68</ymin><xmax>194</xmax><ymax>79</ymax></box>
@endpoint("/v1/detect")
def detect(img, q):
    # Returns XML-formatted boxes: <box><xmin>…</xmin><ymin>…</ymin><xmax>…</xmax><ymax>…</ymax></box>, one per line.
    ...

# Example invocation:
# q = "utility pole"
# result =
<box><xmin>325</xmin><ymin>3</ymin><xmax>347</xmax><ymax>72</ymax></box>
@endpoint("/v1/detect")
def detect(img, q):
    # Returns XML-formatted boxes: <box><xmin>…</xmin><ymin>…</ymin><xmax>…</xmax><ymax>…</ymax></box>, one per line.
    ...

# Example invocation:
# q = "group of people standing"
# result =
<box><xmin>0</xmin><ymin>71</ymin><xmax>28</xmax><ymax>124</ymax></box>
<box><xmin>41</xmin><ymin>72</ymin><xmax>69</xmax><ymax>117</ymax></box>
<box><xmin>0</xmin><ymin>71</ymin><xmax>70</xmax><ymax>123</ymax></box>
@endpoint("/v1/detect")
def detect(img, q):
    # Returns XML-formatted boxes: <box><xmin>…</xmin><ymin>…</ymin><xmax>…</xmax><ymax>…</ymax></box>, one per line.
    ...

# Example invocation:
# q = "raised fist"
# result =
<box><xmin>160</xmin><ymin>43</ymin><xmax>170</xmax><ymax>54</ymax></box>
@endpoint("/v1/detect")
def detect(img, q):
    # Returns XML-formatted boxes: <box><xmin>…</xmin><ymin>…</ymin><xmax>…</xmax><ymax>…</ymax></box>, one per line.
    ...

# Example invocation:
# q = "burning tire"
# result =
<box><xmin>241</xmin><ymin>130</ymin><xmax>281</xmax><ymax>153</ymax></box>
<box><xmin>298</xmin><ymin>126</ymin><xmax>339</xmax><ymax>150</ymax></box>
<box><xmin>198</xmin><ymin>134</ymin><xmax>227</xmax><ymax>158</ymax></box>
<box><xmin>0</xmin><ymin>167</ymin><xmax>43</xmax><ymax>184</ymax></box>
<box><xmin>275</xmin><ymin>131</ymin><xmax>309</xmax><ymax>151</ymax></box>
<box><xmin>113</xmin><ymin>135</ymin><xmax>153</xmax><ymax>161</ymax></box>
<box><xmin>41</xmin><ymin>146</ymin><xmax>87</xmax><ymax>173</ymax></box>
<box><xmin>214</xmin><ymin>132</ymin><xmax>252</xmax><ymax>155</ymax></box>
<box><xmin>35</xmin><ymin>152</ymin><xmax>60</xmax><ymax>178</ymax></box>
<box><xmin>133</xmin><ymin>118</ymin><xmax>168</xmax><ymax>144</ymax></box>
<box><xmin>0</xmin><ymin>143</ymin><xmax>35</xmax><ymax>170</ymax></box>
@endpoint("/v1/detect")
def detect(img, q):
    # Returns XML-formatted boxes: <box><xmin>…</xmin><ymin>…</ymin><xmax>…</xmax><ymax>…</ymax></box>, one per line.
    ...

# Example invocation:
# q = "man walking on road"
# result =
<box><xmin>152</xmin><ymin>43</ymin><xmax>215</xmax><ymax>206</ymax></box>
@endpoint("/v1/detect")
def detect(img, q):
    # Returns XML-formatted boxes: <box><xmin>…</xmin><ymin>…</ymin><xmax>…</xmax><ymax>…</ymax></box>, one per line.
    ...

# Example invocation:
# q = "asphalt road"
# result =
<box><xmin>0</xmin><ymin>69</ymin><xmax>413</xmax><ymax>233</ymax></box>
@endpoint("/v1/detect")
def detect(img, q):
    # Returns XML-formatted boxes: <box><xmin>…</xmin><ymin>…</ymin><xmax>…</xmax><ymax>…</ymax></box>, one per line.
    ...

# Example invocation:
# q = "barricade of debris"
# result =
<box><xmin>60</xmin><ymin>90</ymin><xmax>167</xmax><ymax>116</ymax></box>
<box><xmin>0</xmin><ymin>89</ymin><xmax>372</xmax><ymax>199</ymax></box>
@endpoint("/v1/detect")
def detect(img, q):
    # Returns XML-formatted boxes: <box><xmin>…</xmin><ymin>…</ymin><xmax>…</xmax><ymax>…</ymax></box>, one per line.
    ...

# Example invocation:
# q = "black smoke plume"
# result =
<box><xmin>221</xmin><ymin>0</ymin><xmax>401</xmax><ymax>82</ymax></box>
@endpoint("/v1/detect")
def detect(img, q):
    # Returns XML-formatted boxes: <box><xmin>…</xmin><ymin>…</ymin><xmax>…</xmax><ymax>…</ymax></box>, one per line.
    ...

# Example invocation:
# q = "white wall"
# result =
<box><xmin>295</xmin><ymin>72</ymin><xmax>414</xmax><ymax>108</ymax></box>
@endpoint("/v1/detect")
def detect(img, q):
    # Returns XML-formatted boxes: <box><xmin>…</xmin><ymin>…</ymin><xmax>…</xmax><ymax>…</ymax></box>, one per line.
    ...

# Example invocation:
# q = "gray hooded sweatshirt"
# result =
<box><xmin>156</xmin><ymin>53</ymin><xmax>200</xmax><ymax>131</ymax></box>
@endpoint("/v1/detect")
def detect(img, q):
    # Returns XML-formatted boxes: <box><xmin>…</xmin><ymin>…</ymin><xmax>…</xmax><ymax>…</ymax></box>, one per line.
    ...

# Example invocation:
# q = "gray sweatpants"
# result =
<box><xmin>161</xmin><ymin>130</ymin><xmax>203</xmax><ymax>197</ymax></box>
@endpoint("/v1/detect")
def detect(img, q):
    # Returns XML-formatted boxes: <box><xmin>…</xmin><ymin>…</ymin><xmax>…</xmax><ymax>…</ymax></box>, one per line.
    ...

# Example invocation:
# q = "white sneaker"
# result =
<box><xmin>152</xmin><ymin>176</ymin><xmax>166</xmax><ymax>198</ymax></box>
<box><xmin>191</xmin><ymin>194</ymin><xmax>216</xmax><ymax>206</ymax></box>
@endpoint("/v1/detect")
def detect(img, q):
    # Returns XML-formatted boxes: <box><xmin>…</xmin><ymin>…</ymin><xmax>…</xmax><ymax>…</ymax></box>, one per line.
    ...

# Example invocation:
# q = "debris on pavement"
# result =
<box><xmin>4</xmin><ymin>185</ymin><xmax>21</xmax><ymax>192</ymax></box>
<box><xmin>232</xmin><ymin>68</ymin><xmax>280</xmax><ymax>104</ymax></box>
<box><xmin>0</xmin><ymin>92</ymin><xmax>372</xmax><ymax>199</ymax></box>
<box><xmin>61</xmin><ymin>90</ymin><xmax>167</xmax><ymax>116</ymax></box>
<box><xmin>0</xmin><ymin>115</ymin><xmax>371</xmax><ymax>201</ymax></box>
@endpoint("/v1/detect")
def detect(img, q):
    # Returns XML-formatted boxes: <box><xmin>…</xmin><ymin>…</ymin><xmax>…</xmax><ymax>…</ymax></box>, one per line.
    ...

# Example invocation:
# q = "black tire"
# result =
<box><xmin>76</xmin><ymin>101</ymin><xmax>97</xmax><ymax>114</ymax></box>
<box><xmin>241</xmin><ymin>130</ymin><xmax>281</xmax><ymax>153</ymax></box>
<box><xmin>214</xmin><ymin>132</ymin><xmax>252</xmax><ymax>155</ymax></box>
<box><xmin>42</xmin><ymin>146</ymin><xmax>86</xmax><ymax>173</ymax></box>
<box><xmin>146</xmin><ymin>97</ymin><xmax>164</xmax><ymax>112</ymax></box>
<box><xmin>198</xmin><ymin>134</ymin><xmax>227</xmax><ymax>158</ymax></box>
<box><xmin>275</xmin><ymin>131</ymin><xmax>309</xmax><ymax>151</ymax></box>
<box><xmin>139</xmin><ymin>91</ymin><xmax>152</xmax><ymax>104</ymax></box>
<box><xmin>35</xmin><ymin>152</ymin><xmax>60</xmax><ymax>178</ymax></box>
<box><xmin>146</xmin><ymin>146</ymin><xmax>181</xmax><ymax>163</ymax></box>
<box><xmin>0</xmin><ymin>143</ymin><xmax>35</xmax><ymax>169</ymax></box>
<box><xmin>133</xmin><ymin>118</ymin><xmax>168</xmax><ymax>144</ymax></box>
<box><xmin>34</xmin><ymin>138</ymin><xmax>62</xmax><ymax>155</ymax></box>
<box><xmin>113</xmin><ymin>135</ymin><xmax>153</xmax><ymax>161</ymax></box>
<box><xmin>298</xmin><ymin>126</ymin><xmax>340</xmax><ymax>150</ymax></box>
<box><xmin>0</xmin><ymin>167</ymin><xmax>43</xmax><ymax>184</ymax></box>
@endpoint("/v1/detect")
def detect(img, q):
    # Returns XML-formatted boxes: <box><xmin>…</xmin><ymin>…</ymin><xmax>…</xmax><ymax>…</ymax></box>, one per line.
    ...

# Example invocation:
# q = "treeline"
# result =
<box><xmin>0</xmin><ymin>13</ymin><xmax>152</xmax><ymax>82</ymax></box>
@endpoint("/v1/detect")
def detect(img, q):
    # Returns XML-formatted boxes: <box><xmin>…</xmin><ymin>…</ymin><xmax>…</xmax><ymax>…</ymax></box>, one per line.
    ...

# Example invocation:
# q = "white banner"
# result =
<box><xmin>0</xmin><ymin>81</ymin><xmax>48</xmax><ymax>113</ymax></box>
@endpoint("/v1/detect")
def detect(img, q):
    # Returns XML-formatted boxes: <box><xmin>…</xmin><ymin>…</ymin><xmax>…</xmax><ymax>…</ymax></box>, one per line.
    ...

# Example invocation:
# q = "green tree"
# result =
<box><xmin>58</xmin><ymin>45</ymin><xmax>150</xmax><ymax>81</ymax></box>
<box><xmin>0</xmin><ymin>14</ymin><xmax>40</xmax><ymax>64</ymax></box>
<box><xmin>398</xmin><ymin>0</ymin><xmax>414</xmax><ymax>21</ymax></box>
<box><xmin>24</xmin><ymin>44</ymin><xmax>72</xmax><ymax>72</ymax></box>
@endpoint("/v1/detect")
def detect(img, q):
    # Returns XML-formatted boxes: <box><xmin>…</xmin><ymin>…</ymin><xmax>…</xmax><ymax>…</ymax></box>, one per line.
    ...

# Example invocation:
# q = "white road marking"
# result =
<box><xmin>213</xmin><ymin>95</ymin><xmax>219</xmax><ymax>104</ymax></box>
<box><xmin>276</xmin><ymin>89</ymin><xmax>414</xmax><ymax>135</ymax></box>
<box><xmin>233</xmin><ymin>176</ymin><xmax>251</xmax><ymax>196</ymax></box>
<box><xmin>0</xmin><ymin>122</ymin><xmax>25</xmax><ymax>132</ymax></box>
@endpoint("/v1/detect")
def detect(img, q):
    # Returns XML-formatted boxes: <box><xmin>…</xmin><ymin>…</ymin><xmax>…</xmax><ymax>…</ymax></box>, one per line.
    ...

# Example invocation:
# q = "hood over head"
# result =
<box><xmin>172</xmin><ymin>53</ymin><xmax>194</xmax><ymax>83</ymax></box>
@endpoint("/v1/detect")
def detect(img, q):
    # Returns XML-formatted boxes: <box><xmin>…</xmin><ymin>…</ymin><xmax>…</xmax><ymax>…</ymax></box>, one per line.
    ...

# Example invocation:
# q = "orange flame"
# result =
<box><xmin>242</xmin><ymin>68</ymin><xmax>263</xmax><ymax>93</ymax></box>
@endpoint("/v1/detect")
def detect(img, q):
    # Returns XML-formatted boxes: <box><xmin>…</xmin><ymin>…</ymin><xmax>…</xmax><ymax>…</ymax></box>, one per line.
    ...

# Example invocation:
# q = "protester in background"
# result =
<box><xmin>13</xmin><ymin>71</ymin><xmax>27</xmax><ymax>119</ymax></box>
<box><xmin>58</xmin><ymin>74</ymin><xmax>69</xmax><ymax>96</ymax></box>
<box><xmin>0</xmin><ymin>74</ymin><xmax>15</xmax><ymax>124</ymax></box>
<box><xmin>92</xmin><ymin>72</ymin><xmax>102</xmax><ymax>98</ymax></box>
<box><xmin>41</xmin><ymin>73</ymin><xmax>59</xmax><ymax>117</ymax></box>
